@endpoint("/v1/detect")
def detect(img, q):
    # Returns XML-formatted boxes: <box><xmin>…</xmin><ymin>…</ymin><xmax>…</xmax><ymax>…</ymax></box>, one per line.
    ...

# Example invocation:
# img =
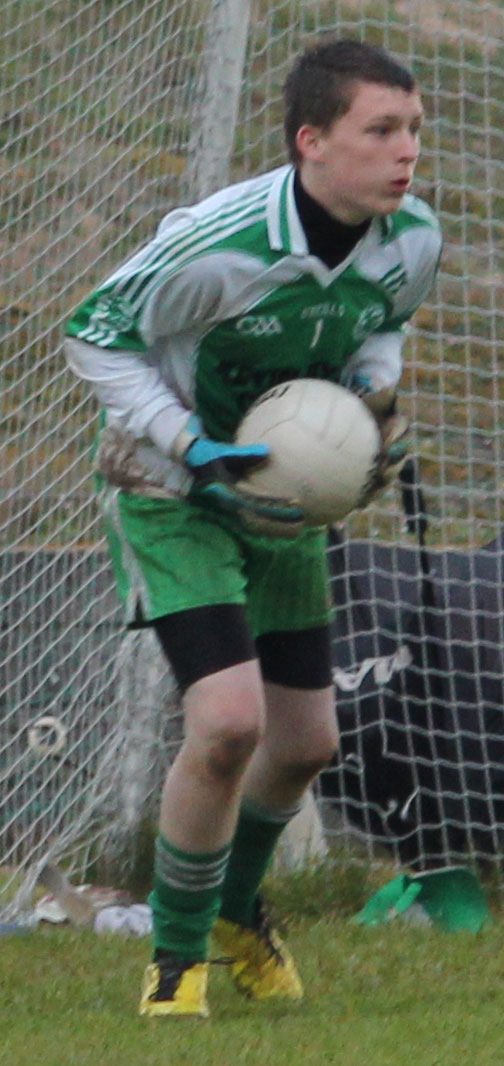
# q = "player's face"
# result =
<box><xmin>297</xmin><ymin>81</ymin><xmax>424</xmax><ymax>224</ymax></box>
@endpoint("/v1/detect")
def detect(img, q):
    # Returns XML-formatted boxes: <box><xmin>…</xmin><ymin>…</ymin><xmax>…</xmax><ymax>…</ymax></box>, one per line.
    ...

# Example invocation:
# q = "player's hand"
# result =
<box><xmin>173</xmin><ymin>416</ymin><xmax>305</xmax><ymax>537</ymax></box>
<box><xmin>348</xmin><ymin>380</ymin><xmax>409</xmax><ymax>504</ymax></box>
<box><xmin>362</xmin><ymin>385</ymin><xmax>409</xmax><ymax>501</ymax></box>
<box><xmin>95</xmin><ymin>424</ymin><xmax>175</xmax><ymax>498</ymax></box>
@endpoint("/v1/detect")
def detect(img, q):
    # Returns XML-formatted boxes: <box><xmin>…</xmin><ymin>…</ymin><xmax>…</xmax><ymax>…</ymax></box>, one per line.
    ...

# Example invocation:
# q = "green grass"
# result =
<box><xmin>2</xmin><ymin>864</ymin><xmax>504</xmax><ymax>1066</ymax></box>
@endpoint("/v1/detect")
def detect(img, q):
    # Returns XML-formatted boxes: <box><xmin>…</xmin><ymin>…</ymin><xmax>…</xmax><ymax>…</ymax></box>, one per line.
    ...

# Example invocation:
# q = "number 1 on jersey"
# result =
<box><xmin>310</xmin><ymin>319</ymin><xmax>324</xmax><ymax>348</ymax></box>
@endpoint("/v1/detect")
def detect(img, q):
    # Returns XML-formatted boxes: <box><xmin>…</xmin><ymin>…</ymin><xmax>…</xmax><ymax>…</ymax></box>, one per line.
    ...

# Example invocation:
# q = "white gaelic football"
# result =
<box><xmin>235</xmin><ymin>378</ymin><xmax>381</xmax><ymax>525</ymax></box>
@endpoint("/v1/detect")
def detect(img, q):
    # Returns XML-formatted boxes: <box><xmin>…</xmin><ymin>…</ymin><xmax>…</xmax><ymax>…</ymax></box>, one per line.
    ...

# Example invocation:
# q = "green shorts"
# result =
<box><xmin>100</xmin><ymin>484</ymin><xmax>333</xmax><ymax>638</ymax></box>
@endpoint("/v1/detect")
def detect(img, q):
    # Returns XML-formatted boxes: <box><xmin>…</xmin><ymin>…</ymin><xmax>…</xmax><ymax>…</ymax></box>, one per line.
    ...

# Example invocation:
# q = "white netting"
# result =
<box><xmin>1</xmin><ymin>0</ymin><xmax>209</xmax><ymax>915</ymax></box>
<box><xmin>2</xmin><ymin>0</ymin><xmax>504</xmax><ymax>916</ymax></box>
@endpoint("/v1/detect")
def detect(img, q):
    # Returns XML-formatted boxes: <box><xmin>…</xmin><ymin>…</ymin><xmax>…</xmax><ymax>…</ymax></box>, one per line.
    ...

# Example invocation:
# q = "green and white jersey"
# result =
<box><xmin>66</xmin><ymin>164</ymin><xmax>441</xmax><ymax>466</ymax></box>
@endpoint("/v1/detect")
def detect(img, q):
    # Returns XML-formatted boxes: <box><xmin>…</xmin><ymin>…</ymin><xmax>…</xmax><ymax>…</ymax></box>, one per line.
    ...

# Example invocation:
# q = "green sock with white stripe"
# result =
<box><xmin>219</xmin><ymin>799</ymin><xmax>301</xmax><ymax>927</ymax></box>
<box><xmin>149</xmin><ymin>835</ymin><xmax>231</xmax><ymax>961</ymax></box>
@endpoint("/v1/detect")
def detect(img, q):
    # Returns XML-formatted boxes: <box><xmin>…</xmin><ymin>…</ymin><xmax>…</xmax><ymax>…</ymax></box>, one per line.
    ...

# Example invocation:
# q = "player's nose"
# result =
<box><xmin>397</xmin><ymin>129</ymin><xmax>419</xmax><ymax>163</ymax></box>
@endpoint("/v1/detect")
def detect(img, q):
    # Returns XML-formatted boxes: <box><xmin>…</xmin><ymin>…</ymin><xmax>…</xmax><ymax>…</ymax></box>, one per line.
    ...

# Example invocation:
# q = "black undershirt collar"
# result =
<box><xmin>293</xmin><ymin>170</ymin><xmax>371</xmax><ymax>270</ymax></box>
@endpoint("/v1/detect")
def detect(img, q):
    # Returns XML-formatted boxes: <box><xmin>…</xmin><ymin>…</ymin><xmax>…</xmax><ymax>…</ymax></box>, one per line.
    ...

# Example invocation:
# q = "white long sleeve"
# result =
<box><xmin>65</xmin><ymin>337</ymin><xmax>191</xmax><ymax>453</ymax></box>
<box><xmin>339</xmin><ymin>330</ymin><xmax>405</xmax><ymax>392</ymax></box>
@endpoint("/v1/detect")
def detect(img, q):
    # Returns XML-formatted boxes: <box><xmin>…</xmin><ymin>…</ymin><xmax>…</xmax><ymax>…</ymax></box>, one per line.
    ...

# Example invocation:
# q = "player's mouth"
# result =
<box><xmin>390</xmin><ymin>178</ymin><xmax>411</xmax><ymax>194</ymax></box>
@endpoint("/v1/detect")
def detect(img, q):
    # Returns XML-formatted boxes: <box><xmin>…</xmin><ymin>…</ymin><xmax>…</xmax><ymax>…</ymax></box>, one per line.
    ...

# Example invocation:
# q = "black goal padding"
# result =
<box><xmin>321</xmin><ymin>460</ymin><xmax>504</xmax><ymax>869</ymax></box>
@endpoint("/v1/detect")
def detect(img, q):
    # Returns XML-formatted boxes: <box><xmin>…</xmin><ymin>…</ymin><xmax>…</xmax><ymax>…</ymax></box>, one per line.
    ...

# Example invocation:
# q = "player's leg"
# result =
<box><xmin>158</xmin><ymin>663</ymin><xmax>264</xmax><ymax>853</ymax></box>
<box><xmin>141</xmin><ymin>609</ymin><xmax>265</xmax><ymax>1018</ymax></box>
<box><xmin>219</xmin><ymin>626</ymin><xmax>337</xmax><ymax>928</ymax></box>
<box><xmin>244</xmin><ymin>644</ymin><xmax>338</xmax><ymax>813</ymax></box>
<box><xmin>220</xmin><ymin>529</ymin><xmax>336</xmax><ymax>923</ymax></box>
<box><xmin>100</xmin><ymin>490</ymin><xmax>262</xmax><ymax>1016</ymax></box>
<box><xmin>241</xmin><ymin>678</ymin><xmax>337</xmax><ymax>819</ymax></box>
<box><xmin>214</xmin><ymin>676</ymin><xmax>337</xmax><ymax>1002</ymax></box>
<box><xmin>214</xmin><ymin>529</ymin><xmax>337</xmax><ymax>1000</ymax></box>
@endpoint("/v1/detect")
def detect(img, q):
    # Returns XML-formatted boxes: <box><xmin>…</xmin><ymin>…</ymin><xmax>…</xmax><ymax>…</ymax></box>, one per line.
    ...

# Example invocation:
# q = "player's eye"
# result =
<box><xmin>369</xmin><ymin>125</ymin><xmax>392</xmax><ymax>136</ymax></box>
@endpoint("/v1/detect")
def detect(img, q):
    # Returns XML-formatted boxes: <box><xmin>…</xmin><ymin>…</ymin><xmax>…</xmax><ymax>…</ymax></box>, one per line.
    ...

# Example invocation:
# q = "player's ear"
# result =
<box><xmin>295</xmin><ymin>124</ymin><xmax>325</xmax><ymax>163</ymax></box>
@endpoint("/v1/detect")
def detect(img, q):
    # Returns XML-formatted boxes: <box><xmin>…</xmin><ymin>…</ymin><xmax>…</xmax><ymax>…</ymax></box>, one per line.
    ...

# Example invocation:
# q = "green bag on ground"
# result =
<box><xmin>353</xmin><ymin>866</ymin><xmax>490</xmax><ymax>933</ymax></box>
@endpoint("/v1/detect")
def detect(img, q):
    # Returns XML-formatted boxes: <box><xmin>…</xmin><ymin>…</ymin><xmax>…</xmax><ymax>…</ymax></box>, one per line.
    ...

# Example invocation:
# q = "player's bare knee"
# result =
<box><xmin>298</xmin><ymin>724</ymin><xmax>339</xmax><ymax>769</ymax></box>
<box><xmin>199</xmin><ymin>689</ymin><xmax>265</xmax><ymax>776</ymax></box>
<box><xmin>285</xmin><ymin>754</ymin><xmax>331</xmax><ymax>787</ymax></box>
<box><xmin>279</xmin><ymin>735</ymin><xmax>339</xmax><ymax>785</ymax></box>
<box><xmin>205</xmin><ymin>721</ymin><xmax>262</xmax><ymax>778</ymax></box>
<box><xmin>324</xmin><ymin>726</ymin><xmax>340</xmax><ymax>763</ymax></box>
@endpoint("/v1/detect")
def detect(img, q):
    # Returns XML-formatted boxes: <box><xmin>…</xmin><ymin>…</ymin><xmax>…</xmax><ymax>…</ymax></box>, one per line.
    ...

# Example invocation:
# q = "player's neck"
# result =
<box><xmin>293</xmin><ymin>171</ymin><xmax>370</xmax><ymax>269</ymax></box>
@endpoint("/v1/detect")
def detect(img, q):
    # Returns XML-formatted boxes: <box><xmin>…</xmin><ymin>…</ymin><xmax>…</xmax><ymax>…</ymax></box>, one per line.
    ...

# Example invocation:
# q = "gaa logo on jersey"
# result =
<box><xmin>91</xmin><ymin>293</ymin><xmax>136</xmax><ymax>332</ymax></box>
<box><xmin>353</xmin><ymin>303</ymin><xmax>387</xmax><ymax>342</ymax></box>
<box><xmin>236</xmin><ymin>315</ymin><xmax>283</xmax><ymax>337</ymax></box>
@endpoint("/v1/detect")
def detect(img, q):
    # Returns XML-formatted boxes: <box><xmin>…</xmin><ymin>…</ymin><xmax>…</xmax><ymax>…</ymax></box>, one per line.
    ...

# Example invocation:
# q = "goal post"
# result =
<box><xmin>184</xmin><ymin>0</ymin><xmax>252</xmax><ymax>200</ymax></box>
<box><xmin>2</xmin><ymin>0</ymin><xmax>504</xmax><ymax>917</ymax></box>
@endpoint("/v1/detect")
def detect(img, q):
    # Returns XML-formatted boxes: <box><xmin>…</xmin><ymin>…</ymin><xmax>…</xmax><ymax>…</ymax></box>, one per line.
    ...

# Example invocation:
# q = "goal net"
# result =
<box><xmin>2</xmin><ymin>0</ymin><xmax>504</xmax><ymax>916</ymax></box>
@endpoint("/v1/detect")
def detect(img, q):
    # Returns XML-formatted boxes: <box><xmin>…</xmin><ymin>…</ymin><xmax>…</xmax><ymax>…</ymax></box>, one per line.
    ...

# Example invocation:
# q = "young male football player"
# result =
<box><xmin>65</xmin><ymin>37</ymin><xmax>441</xmax><ymax>1017</ymax></box>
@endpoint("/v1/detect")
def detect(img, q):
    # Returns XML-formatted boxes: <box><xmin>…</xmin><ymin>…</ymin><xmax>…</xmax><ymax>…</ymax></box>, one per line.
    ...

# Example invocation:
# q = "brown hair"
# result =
<box><xmin>284</xmin><ymin>37</ymin><xmax>417</xmax><ymax>165</ymax></box>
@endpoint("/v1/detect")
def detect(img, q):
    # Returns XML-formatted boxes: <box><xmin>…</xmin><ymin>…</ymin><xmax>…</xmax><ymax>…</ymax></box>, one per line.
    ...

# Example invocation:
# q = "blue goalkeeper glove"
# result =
<box><xmin>174</xmin><ymin>416</ymin><xmax>304</xmax><ymax>537</ymax></box>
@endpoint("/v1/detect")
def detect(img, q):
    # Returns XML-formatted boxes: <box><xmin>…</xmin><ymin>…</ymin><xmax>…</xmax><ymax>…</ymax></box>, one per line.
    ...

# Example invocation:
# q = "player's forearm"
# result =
<box><xmin>64</xmin><ymin>337</ymin><xmax>191</xmax><ymax>452</ymax></box>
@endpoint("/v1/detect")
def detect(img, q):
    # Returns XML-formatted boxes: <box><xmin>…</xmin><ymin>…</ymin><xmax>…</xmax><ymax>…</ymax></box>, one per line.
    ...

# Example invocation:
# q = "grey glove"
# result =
<box><xmin>347</xmin><ymin>381</ymin><xmax>409</xmax><ymax>505</ymax></box>
<box><xmin>363</xmin><ymin>386</ymin><xmax>410</xmax><ymax>487</ymax></box>
<box><xmin>95</xmin><ymin>425</ymin><xmax>176</xmax><ymax>498</ymax></box>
